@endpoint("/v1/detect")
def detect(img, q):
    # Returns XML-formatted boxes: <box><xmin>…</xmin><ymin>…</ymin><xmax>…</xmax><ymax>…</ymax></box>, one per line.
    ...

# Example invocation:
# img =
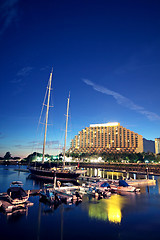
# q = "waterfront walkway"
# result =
<box><xmin>78</xmin><ymin>162</ymin><xmax>160</xmax><ymax>176</ymax></box>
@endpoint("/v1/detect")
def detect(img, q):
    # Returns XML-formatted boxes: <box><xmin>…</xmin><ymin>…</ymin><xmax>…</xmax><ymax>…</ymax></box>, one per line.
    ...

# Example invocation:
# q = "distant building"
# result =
<box><xmin>155</xmin><ymin>138</ymin><xmax>160</xmax><ymax>154</ymax></box>
<box><xmin>143</xmin><ymin>138</ymin><xmax>155</xmax><ymax>153</ymax></box>
<box><xmin>69</xmin><ymin>122</ymin><xmax>143</xmax><ymax>155</ymax></box>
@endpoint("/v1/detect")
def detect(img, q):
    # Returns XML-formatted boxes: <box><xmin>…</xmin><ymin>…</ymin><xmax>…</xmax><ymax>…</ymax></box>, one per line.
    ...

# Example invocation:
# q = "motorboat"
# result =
<box><xmin>116</xmin><ymin>180</ymin><xmax>137</xmax><ymax>192</ymax></box>
<box><xmin>7</xmin><ymin>181</ymin><xmax>29</xmax><ymax>205</ymax></box>
<box><xmin>39</xmin><ymin>184</ymin><xmax>60</xmax><ymax>204</ymax></box>
<box><xmin>84</xmin><ymin>183</ymin><xmax>111</xmax><ymax>199</ymax></box>
<box><xmin>99</xmin><ymin>179</ymin><xmax>138</xmax><ymax>193</ymax></box>
<box><xmin>54</xmin><ymin>188</ymin><xmax>82</xmax><ymax>203</ymax></box>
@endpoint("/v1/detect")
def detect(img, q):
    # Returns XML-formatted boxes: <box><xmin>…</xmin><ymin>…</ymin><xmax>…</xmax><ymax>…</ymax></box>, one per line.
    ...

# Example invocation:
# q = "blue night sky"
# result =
<box><xmin>0</xmin><ymin>0</ymin><xmax>160</xmax><ymax>158</ymax></box>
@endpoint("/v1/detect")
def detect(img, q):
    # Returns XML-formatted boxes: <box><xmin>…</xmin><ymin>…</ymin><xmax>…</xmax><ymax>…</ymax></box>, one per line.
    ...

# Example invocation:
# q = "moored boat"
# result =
<box><xmin>28</xmin><ymin>70</ymin><xmax>80</xmax><ymax>181</ymax></box>
<box><xmin>39</xmin><ymin>184</ymin><xmax>61</xmax><ymax>204</ymax></box>
<box><xmin>29</xmin><ymin>166</ymin><xmax>80</xmax><ymax>181</ymax></box>
<box><xmin>112</xmin><ymin>180</ymin><xmax>137</xmax><ymax>192</ymax></box>
<box><xmin>7</xmin><ymin>181</ymin><xmax>29</xmax><ymax>205</ymax></box>
<box><xmin>117</xmin><ymin>180</ymin><xmax>137</xmax><ymax>192</ymax></box>
<box><xmin>99</xmin><ymin>179</ymin><xmax>140</xmax><ymax>193</ymax></box>
<box><xmin>54</xmin><ymin>188</ymin><xmax>82</xmax><ymax>203</ymax></box>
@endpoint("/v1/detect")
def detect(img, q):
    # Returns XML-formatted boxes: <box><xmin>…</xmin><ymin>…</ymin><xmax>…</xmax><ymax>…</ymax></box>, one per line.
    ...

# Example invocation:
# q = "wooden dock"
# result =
<box><xmin>78</xmin><ymin>176</ymin><xmax>101</xmax><ymax>182</ymax></box>
<box><xmin>14</xmin><ymin>168</ymin><xmax>29</xmax><ymax>173</ymax></box>
<box><xmin>126</xmin><ymin>179</ymin><xmax>156</xmax><ymax>186</ymax></box>
<box><xmin>78</xmin><ymin>162</ymin><xmax>160</xmax><ymax>175</ymax></box>
<box><xmin>27</xmin><ymin>189</ymin><xmax>41</xmax><ymax>195</ymax></box>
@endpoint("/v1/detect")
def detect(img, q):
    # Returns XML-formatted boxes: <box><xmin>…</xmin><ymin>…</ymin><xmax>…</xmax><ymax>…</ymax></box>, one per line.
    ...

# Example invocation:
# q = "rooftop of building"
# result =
<box><xmin>90</xmin><ymin>122</ymin><xmax>120</xmax><ymax>127</ymax></box>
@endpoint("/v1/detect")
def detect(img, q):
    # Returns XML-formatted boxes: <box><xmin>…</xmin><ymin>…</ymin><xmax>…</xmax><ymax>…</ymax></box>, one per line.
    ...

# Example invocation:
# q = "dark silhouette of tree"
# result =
<box><xmin>4</xmin><ymin>152</ymin><xmax>11</xmax><ymax>160</ymax></box>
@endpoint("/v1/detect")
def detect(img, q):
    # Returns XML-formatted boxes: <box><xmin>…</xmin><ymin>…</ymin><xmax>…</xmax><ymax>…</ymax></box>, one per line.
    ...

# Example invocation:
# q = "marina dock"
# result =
<box><xmin>14</xmin><ymin>168</ymin><xmax>29</xmax><ymax>173</ymax></box>
<box><xmin>0</xmin><ymin>174</ymin><xmax>156</xmax><ymax>214</ymax></box>
<box><xmin>78</xmin><ymin>175</ymin><xmax>156</xmax><ymax>186</ymax></box>
<box><xmin>126</xmin><ymin>179</ymin><xmax>156</xmax><ymax>186</ymax></box>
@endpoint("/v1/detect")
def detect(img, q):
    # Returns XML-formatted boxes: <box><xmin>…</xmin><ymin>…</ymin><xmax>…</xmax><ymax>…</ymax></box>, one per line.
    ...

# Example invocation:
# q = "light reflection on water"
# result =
<box><xmin>107</xmin><ymin>195</ymin><xmax>124</xmax><ymax>224</ymax></box>
<box><xmin>1</xmin><ymin>165</ymin><xmax>160</xmax><ymax>240</ymax></box>
<box><xmin>86</xmin><ymin>167</ymin><xmax>152</xmax><ymax>180</ymax></box>
<box><xmin>86</xmin><ymin>167</ymin><xmax>133</xmax><ymax>184</ymax></box>
<box><xmin>88</xmin><ymin>195</ymin><xmax>125</xmax><ymax>224</ymax></box>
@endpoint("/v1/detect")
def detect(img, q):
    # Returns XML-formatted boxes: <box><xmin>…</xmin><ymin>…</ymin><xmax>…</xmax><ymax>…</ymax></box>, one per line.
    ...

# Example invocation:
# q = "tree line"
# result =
<box><xmin>1</xmin><ymin>151</ymin><xmax>160</xmax><ymax>164</ymax></box>
<box><xmin>67</xmin><ymin>151</ymin><xmax>160</xmax><ymax>163</ymax></box>
<box><xmin>0</xmin><ymin>152</ymin><xmax>20</xmax><ymax>161</ymax></box>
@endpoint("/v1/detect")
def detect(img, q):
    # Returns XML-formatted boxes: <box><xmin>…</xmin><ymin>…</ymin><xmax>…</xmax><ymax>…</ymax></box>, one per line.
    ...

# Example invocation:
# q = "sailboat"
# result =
<box><xmin>29</xmin><ymin>70</ymin><xmax>80</xmax><ymax>181</ymax></box>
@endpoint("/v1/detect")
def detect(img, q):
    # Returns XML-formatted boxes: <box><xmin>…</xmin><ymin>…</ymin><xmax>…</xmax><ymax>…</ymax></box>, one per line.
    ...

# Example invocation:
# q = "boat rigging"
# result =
<box><xmin>29</xmin><ymin>69</ymin><xmax>80</xmax><ymax>181</ymax></box>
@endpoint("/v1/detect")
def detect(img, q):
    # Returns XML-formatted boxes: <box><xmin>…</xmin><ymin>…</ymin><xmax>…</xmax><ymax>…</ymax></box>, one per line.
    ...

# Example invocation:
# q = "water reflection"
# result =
<box><xmin>85</xmin><ymin>167</ymin><xmax>155</xmax><ymax>181</ymax></box>
<box><xmin>6</xmin><ymin>207</ymin><xmax>28</xmax><ymax>222</ymax></box>
<box><xmin>107</xmin><ymin>195</ymin><xmax>125</xmax><ymax>224</ymax></box>
<box><xmin>88</xmin><ymin>194</ymin><xmax>126</xmax><ymax>224</ymax></box>
<box><xmin>37</xmin><ymin>201</ymin><xmax>41</xmax><ymax>240</ymax></box>
<box><xmin>60</xmin><ymin>205</ymin><xmax>64</xmax><ymax>240</ymax></box>
<box><xmin>1</xmin><ymin>166</ymin><xmax>160</xmax><ymax>240</ymax></box>
<box><xmin>88</xmin><ymin>200</ymin><xmax>108</xmax><ymax>221</ymax></box>
<box><xmin>86</xmin><ymin>168</ymin><xmax>124</xmax><ymax>180</ymax></box>
<box><xmin>157</xmin><ymin>179</ymin><xmax>160</xmax><ymax>194</ymax></box>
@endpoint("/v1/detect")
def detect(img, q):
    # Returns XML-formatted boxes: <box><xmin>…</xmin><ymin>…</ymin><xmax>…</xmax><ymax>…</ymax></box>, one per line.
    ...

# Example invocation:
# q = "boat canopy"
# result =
<box><xmin>119</xmin><ymin>180</ymin><xmax>129</xmax><ymax>187</ymax></box>
<box><xmin>7</xmin><ymin>187</ymin><xmax>27</xmax><ymax>200</ymax></box>
<box><xmin>100</xmin><ymin>182</ymin><xmax>110</xmax><ymax>188</ymax></box>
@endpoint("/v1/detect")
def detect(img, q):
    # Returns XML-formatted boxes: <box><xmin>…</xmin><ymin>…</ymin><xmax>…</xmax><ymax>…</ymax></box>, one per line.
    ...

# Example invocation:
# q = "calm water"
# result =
<box><xmin>1</xmin><ymin>165</ymin><xmax>160</xmax><ymax>240</ymax></box>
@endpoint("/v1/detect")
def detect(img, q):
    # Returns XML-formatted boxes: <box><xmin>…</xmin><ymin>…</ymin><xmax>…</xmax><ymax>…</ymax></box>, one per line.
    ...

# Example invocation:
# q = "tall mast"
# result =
<box><xmin>42</xmin><ymin>69</ymin><xmax>53</xmax><ymax>164</ymax></box>
<box><xmin>63</xmin><ymin>92</ymin><xmax>70</xmax><ymax>168</ymax></box>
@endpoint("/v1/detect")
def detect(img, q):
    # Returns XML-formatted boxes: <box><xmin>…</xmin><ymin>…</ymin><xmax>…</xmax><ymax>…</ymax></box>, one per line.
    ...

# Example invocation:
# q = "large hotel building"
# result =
<box><xmin>69</xmin><ymin>122</ymin><xmax>143</xmax><ymax>154</ymax></box>
<box><xmin>155</xmin><ymin>138</ymin><xmax>160</xmax><ymax>154</ymax></box>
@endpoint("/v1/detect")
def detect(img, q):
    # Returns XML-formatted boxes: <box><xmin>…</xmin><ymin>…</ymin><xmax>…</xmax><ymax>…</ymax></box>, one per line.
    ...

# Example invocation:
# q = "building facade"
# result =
<box><xmin>155</xmin><ymin>138</ymin><xmax>160</xmax><ymax>154</ymax></box>
<box><xmin>69</xmin><ymin>122</ymin><xmax>143</xmax><ymax>155</ymax></box>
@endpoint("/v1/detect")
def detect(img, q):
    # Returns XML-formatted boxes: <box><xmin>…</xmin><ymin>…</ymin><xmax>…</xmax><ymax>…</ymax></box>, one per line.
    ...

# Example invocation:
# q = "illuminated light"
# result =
<box><xmin>106</xmin><ymin>171</ymin><xmax>123</xmax><ymax>176</ymax></box>
<box><xmin>90</xmin><ymin>122</ymin><xmax>120</xmax><ymax>127</ymax></box>
<box><xmin>35</xmin><ymin>156</ymin><xmax>49</xmax><ymax>162</ymax></box>
<box><xmin>37</xmin><ymin>157</ymin><xmax>42</xmax><ymax>162</ymax></box>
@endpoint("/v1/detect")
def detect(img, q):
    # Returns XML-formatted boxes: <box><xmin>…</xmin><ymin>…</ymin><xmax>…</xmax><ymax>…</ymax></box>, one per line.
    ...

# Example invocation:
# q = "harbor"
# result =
<box><xmin>1</xmin><ymin>0</ymin><xmax>160</xmax><ymax>239</ymax></box>
<box><xmin>0</xmin><ymin>165</ymin><xmax>157</xmax><ymax>214</ymax></box>
<box><xmin>0</xmin><ymin>164</ymin><xmax>160</xmax><ymax>239</ymax></box>
<box><xmin>0</xmin><ymin>58</ymin><xmax>157</xmax><ymax>238</ymax></box>
<box><xmin>0</xmin><ymin>60</ymin><xmax>158</xmax><ymax>240</ymax></box>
